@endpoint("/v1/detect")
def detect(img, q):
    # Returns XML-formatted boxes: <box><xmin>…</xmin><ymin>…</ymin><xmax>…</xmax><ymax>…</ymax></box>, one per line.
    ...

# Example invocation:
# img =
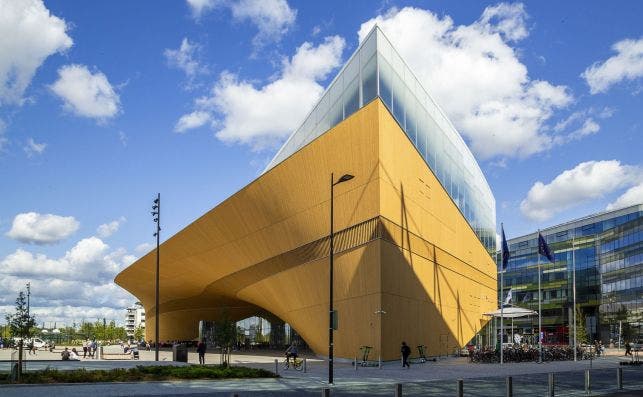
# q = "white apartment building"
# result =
<box><xmin>125</xmin><ymin>302</ymin><xmax>145</xmax><ymax>338</ymax></box>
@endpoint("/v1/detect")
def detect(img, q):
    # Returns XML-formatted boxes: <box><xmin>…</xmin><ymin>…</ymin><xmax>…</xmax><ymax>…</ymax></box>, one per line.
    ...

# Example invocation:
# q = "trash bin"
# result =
<box><xmin>172</xmin><ymin>343</ymin><xmax>188</xmax><ymax>362</ymax></box>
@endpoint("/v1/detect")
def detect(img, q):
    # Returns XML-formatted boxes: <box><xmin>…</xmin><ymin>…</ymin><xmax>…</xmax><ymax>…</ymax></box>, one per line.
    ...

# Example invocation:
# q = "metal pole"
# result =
<box><xmin>617</xmin><ymin>367</ymin><xmax>623</xmax><ymax>390</ymax></box>
<box><xmin>506</xmin><ymin>376</ymin><xmax>513</xmax><ymax>397</ymax></box>
<box><xmin>548</xmin><ymin>373</ymin><xmax>555</xmax><ymax>397</ymax></box>
<box><xmin>538</xmin><ymin>242</ymin><xmax>542</xmax><ymax>363</ymax></box>
<box><xmin>584</xmin><ymin>369</ymin><xmax>591</xmax><ymax>394</ymax></box>
<box><xmin>500</xmin><ymin>223</ymin><xmax>504</xmax><ymax>365</ymax></box>
<box><xmin>155</xmin><ymin>193</ymin><xmax>160</xmax><ymax>362</ymax></box>
<box><xmin>329</xmin><ymin>173</ymin><xmax>334</xmax><ymax>385</ymax></box>
<box><xmin>573</xmin><ymin>232</ymin><xmax>577</xmax><ymax>361</ymax></box>
<box><xmin>457</xmin><ymin>379</ymin><xmax>464</xmax><ymax>397</ymax></box>
<box><xmin>394</xmin><ymin>383</ymin><xmax>403</xmax><ymax>397</ymax></box>
<box><xmin>26</xmin><ymin>282</ymin><xmax>31</xmax><ymax>317</ymax></box>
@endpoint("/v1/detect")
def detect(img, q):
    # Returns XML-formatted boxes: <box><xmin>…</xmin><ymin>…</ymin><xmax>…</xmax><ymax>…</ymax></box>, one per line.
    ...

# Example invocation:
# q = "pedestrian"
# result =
<box><xmin>91</xmin><ymin>340</ymin><xmax>97</xmax><ymax>358</ymax></box>
<box><xmin>83</xmin><ymin>339</ymin><xmax>88</xmax><ymax>358</ymax></box>
<box><xmin>401</xmin><ymin>341</ymin><xmax>411</xmax><ymax>368</ymax></box>
<box><xmin>625</xmin><ymin>341</ymin><xmax>632</xmax><ymax>357</ymax></box>
<box><xmin>197</xmin><ymin>340</ymin><xmax>206</xmax><ymax>365</ymax></box>
<box><xmin>146</xmin><ymin>341</ymin><xmax>151</xmax><ymax>351</ymax></box>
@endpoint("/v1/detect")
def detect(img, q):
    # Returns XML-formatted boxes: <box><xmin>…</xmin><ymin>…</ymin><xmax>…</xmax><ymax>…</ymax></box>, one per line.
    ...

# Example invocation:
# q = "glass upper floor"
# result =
<box><xmin>263</xmin><ymin>27</ymin><xmax>496</xmax><ymax>254</ymax></box>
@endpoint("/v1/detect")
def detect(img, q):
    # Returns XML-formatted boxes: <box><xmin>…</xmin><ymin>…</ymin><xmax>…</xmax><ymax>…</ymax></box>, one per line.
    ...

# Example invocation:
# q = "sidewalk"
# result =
<box><xmin>1</xmin><ymin>348</ymin><xmax>641</xmax><ymax>396</ymax></box>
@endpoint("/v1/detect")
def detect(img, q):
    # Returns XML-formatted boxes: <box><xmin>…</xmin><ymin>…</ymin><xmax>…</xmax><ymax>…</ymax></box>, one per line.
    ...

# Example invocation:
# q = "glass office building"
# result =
<box><xmin>498</xmin><ymin>204</ymin><xmax>643</xmax><ymax>344</ymax></box>
<box><xmin>264</xmin><ymin>26</ymin><xmax>496</xmax><ymax>253</ymax></box>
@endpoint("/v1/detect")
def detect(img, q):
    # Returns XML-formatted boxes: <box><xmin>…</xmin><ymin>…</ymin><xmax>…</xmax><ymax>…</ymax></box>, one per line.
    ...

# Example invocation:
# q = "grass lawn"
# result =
<box><xmin>1</xmin><ymin>365</ymin><xmax>277</xmax><ymax>384</ymax></box>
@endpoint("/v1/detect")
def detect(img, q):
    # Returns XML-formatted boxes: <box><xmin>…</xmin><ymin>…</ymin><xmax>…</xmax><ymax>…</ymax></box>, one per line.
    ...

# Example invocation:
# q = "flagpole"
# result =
<box><xmin>500</xmin><ymin>223</ymin><xmax>504</xmax><ymax>365</ymax></box>
<box><xmin>538</xmin><ymin>231</ymin><xmax>542</xmax><ymax>364</ymax></box>
<box><xmin>572</xmin><ymin>231</ymin><xmax>577</xmax><ymax>361</ymax></box>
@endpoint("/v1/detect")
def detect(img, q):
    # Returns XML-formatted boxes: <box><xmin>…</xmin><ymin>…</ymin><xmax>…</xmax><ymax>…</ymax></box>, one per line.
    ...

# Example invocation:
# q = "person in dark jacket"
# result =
<box><xmin>401</xmin><ymin>341</ymin><xmax>411</xmax><ymax>368</ymax></box>
<box><xmin>197</xmin><ymin>340</ymin><xmax>207</xmax><ymax>364</ymax></box>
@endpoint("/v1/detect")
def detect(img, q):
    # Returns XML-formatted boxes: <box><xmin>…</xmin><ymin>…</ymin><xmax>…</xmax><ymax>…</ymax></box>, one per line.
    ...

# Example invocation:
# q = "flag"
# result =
<box><xmin>504</xmin><ymin>288</ymin><xmax>513</xmax><ymax>306</ymax></box>
<box><xmin>538</xmin><ymin>232</ymin><xmax>554</xmax><ymax>262</ymax></box>
<box><xmin>501</xmin><ymin>224</ymin><xmax>510</xmax><ymax>269</ymax></box>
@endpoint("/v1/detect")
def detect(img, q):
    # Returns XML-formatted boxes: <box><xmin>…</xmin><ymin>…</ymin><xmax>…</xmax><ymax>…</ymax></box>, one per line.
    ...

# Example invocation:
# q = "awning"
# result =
<box><xmin>483</xmin><ymin>306</ymin><xmax>538</xmax><ymax>318</ymax></box>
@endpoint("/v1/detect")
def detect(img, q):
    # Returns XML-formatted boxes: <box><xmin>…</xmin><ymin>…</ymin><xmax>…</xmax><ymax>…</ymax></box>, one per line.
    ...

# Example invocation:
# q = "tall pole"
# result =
<box><xmin>328</xmin><ymin>173</ymin><xmax>334</xmax><ymax>385</ymax></box>
<box><xmin>327</xmin><ymin>173</ymin><xmax>354</xmax><ymax>385</ymax></box>
<box><xmin>572</xmin><ymin>232</ymin><xmax>577</xmax><ymax>361</ymax></box>
<box><xmin>26</xmin><ymin>282</ymin><xmax>31</xmax><ymax>316</ymax></box>
<box><xmin>500</xmin><ymin>223</ymin><xmax>504</xmax><ymax>365</ymax></box>
<box><xmin>153</xmin><ymin>193</ymin><xmax>161</xmax><ymax>362</ymax></box>
<box><xmin>538</xmin><ymin>235</ymin><xmax>542</xmax><ymax>363</ymax></box>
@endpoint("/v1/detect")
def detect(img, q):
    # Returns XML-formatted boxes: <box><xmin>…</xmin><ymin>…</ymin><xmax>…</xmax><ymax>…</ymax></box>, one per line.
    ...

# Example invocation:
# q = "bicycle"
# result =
<box><xmin>283</xmin><ymin>356</ymin><xmax>303</xmax><ymax>371</ymax></box>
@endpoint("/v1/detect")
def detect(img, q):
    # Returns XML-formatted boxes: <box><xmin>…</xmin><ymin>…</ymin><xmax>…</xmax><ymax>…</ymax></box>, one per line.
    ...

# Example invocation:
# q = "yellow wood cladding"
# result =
<box><xmin>115</xmin><ymin>99</ymin><xmax>496</xmax><ymax>360</ymax></box>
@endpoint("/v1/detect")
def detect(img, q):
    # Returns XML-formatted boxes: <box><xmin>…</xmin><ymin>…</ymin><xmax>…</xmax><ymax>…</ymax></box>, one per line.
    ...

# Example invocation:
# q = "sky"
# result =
<box><xmin>1</xmin><ymin>0</ymin><xmax>642</xmax><ymax>328</ymax></box>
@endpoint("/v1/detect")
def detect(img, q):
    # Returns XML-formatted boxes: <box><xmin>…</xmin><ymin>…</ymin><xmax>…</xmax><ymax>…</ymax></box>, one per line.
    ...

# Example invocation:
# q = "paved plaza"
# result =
<box><xmin>0</xmin><ymin>347</ymin><xmax>641</xmax><ymax>396</ymax></box>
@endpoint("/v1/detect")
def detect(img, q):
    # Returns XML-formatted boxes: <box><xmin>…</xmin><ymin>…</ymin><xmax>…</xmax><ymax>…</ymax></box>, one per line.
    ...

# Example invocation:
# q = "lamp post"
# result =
<box><xmin>329</xmin><ymin>173</ymin><xmax>354</xmax><ymax>385</ymax></box>
<box><xmin>151</xmin><ymin>193</ymin><xmax>161</xmax><ymax>361</ymax></box>
<box><xmin>26</xmin><ymin>282</ymin><xmax>31</xmax><ymax>316</ymax></box>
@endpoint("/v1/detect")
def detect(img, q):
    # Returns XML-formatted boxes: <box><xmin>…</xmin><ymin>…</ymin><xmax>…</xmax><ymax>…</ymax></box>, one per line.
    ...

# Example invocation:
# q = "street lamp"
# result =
<box><xmin>329</xmin><ymin>172</ymin><xmax>354</xmax><ymax>385</ymax></box>
<box><xmin>151</xmin><ymin>193</ymin><xmax>161</xmax><ymax>361</ymax></box>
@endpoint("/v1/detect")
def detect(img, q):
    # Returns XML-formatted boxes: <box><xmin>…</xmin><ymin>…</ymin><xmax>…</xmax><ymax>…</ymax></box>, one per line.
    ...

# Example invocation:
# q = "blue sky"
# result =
<box><xmin>1</xmin><ymin>0</ymin><xmax>641</xmax><ymax>326</ymax></box>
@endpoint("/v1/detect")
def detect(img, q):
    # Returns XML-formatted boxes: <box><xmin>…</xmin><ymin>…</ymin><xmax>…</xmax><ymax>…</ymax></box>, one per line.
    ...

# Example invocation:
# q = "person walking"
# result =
<box><xmin>83</xmin><ymin>339</ymin><xmax>88</xmax><ymax>358</ymax></box>
<box><xmin>197</xmin><ymin>340</ymin><xmax>207</xmax><ymax>365</ymax></box>
<box><xmin>625</xmin><ymin>341</ymin><xmax>632</xmax><ymax>357</ymax></box>
<box><xmin>401</xmin><ymin>341</ymin><xmax>411</xmax><ymax>368</ymax></box>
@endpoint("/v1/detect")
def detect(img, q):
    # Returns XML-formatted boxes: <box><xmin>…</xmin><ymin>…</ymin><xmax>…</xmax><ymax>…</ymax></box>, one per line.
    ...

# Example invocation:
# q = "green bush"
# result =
<box><xmin>1</xmin><ymin>365</ymin><xmax>277</xmax><ymax>384</ymax></box>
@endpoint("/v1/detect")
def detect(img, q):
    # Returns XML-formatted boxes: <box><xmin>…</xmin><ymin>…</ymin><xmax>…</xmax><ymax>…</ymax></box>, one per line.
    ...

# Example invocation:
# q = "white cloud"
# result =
<box><xmin>174</xmin><ymin>110</ymin><xmax>211</xmax><ymax>133</ymax></box>
<box><xmin>96</xmin><ymin>217</ymin><xmax>126</xmax><ymax>238</ymax></box>
<box><xmin>118</xmin><ymin>131</ymin><xmax>128</xmax><ymax>147</ymax></box>
<box><xmin>164</xmin><ymin>38</ymin><xmax>207</xmax><ymax>87</ymax></box>
<box><xmin>358</xmin><ymin>4</ymin><xmax>572</xmax><ymax>160</ymax></box>
<box><xmin>135</xmin><ymin>242</ymin><xmax>154</xmax><ymax>255</ymax></box>
<box><xmin>607</xmin><ymin>183</ymin><xmax>643</xmax><ymax>211</ymax></box>
<box><xmin>520</xmin><ymin>160</ymin><xmax>642</xmax><ymax>221</ymax></box>
<box><xmin>186</xmin><ymin>0</ymin><xmax>296</xmax><ymax>48</ymax></box>
<box><xmin>229</xmin><ymin>0</ymin><xmax>296</xmax><ymax>48</ymax></box>
<box><xmin>6</xmin><ymin>212</ymin><xmax>79</xmax><ymax>244</ymax></box>
<box><xmin>0</xmin><ymin>234</ymin><xmax>139</xmax><ymax>326</ymax></box>
<box><xmin>50</xmin><ymin>64</ymin><xmax>121</xmax><ymax>120</ymax></box>
<box><xmin>179</xmin><ymin>35</ymin><xmax>345</xmax><ymax>149</ymax></box>
<box><xmin>23</xmin><ymin>138</ymin><xmax>47</xmax><ymax>157</ymax></box>
<box><xmin>582</xmin><ymin>38</ymin><xmax>643</xmax><ymax>94</ymax></box>
<box><xmin>186</xmin><ymin>0</ymin><xmax>220</xmax><ymax>18</ymax></box>
<box><xmin>0</xmin><ymin>0</ymin><xmax>73</xmax><ymax>105</ymax></box>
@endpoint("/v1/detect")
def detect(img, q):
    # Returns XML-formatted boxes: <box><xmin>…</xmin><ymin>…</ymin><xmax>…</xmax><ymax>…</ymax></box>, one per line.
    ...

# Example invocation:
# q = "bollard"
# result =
<box><xmin>274</xmin><ymin>358</ymin><xmax>279</xmax><ymax>375</ymax></box>
<box><xmin>394</xmin><ymin>383</ymin><xmax>402</xmax><ymax>397</ymax></box>
<box><xmin>585</xmin><ymin>369</ymin><xmax>591</xmax><ymax>394</ymax></box>
<box><xmin>304</xmin><ymin>357</ymin><xmax>307</xmax><ymax>373</ymax></box>
<box><xmin>617</xmin><ymin>367</ymin><xmax>623</xmax><ymax>390</ymax></box>
<box><xmin>230</xmin><ymin>394</ymin><xmax>238</xmax><ymax>397</ymax></box>
<box><xmin>548</xmin><ymin>373</ymin><xmax>555</xmax><ymax>397</ymax></box>
<box><xmin>321</xmin><ymin>387</ymin><xmax>330</xmax><ymax>397</ymax></box>
<box><xmin>506</xmin><ymin>376</ymin><xmax>512</xmax><ymax>397</ymax></box>
<box><xmin>457</xmin><ymin>379</ymin><xmax>464</xmax><ymax>397</ymax></box>
<box><xmin>379</xmin><ymin>354</ymin><xmax>382</xmax><ymax>369</ymax></box>
<box><xmin>354</xmin><ymin>355</ymin><xmax>358</xmax><ymax>371</ymax></box>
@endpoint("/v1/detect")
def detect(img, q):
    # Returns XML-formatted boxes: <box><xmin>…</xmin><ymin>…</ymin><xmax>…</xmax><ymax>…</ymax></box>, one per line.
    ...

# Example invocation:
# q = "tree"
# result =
<box><xmin>134</xmin><ymin>326</ymin><xmax>145</xmax><ymax>341</ymax></box>
<box><xmin>214</xmin><ymin>314</ymin><xmax>236</xmax><ymax>367</ymax></box>
<box><xmin>615</xmin><ymin>305</ymin><xmax>634</xmax><ymax>342</ymax></box>
<box><xmin>5</xmin><ymin>291</ymin><xmax>37</xmax><ymax>381</ymax></box>
<box><xmin>575</xmin><ymin>306</ymin><xmax>588</xmax><ymax>344</ymax></box>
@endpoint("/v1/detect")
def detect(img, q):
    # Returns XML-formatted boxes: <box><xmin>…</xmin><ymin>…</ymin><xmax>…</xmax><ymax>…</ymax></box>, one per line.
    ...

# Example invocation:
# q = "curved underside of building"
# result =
<box><xmin>115</xmin><ymin>99</ymin><xmax>497</xmax><ymax>360</ymax></box>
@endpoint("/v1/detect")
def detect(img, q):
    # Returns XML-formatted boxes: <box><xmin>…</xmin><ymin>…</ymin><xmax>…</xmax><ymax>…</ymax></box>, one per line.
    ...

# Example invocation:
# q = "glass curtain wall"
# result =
<box><xmin>264</xmin><ymin>27</ymin><xmax>496</xmax><ymax>253</ymax></box>
<box><xmin>498</xmin><ymin>205</ymin><xmax>642</xmax><ymax>345</ymax></box>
